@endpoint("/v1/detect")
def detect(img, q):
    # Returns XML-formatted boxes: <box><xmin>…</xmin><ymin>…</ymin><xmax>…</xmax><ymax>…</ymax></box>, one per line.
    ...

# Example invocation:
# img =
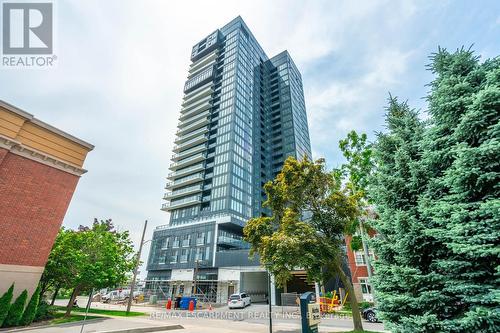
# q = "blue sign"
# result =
<box><xmin>300</xmin><ymin>291</ymin><xmax>320</xmax><ymax>333</ymax></box>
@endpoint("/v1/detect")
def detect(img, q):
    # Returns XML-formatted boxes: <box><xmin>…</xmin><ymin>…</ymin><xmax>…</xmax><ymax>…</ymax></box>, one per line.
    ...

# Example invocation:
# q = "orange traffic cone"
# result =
<box><xmin>208</xmin><ymin>303</ymin><xmax>213</xmax><ymax>311</ymax></box>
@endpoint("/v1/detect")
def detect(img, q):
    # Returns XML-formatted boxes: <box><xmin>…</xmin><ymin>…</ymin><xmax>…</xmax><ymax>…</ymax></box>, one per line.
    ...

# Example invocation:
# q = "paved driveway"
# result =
<box><xmin>45</xmin><ymin>300</ymin><xmax>386</xmax><ymax>333</ymax></box>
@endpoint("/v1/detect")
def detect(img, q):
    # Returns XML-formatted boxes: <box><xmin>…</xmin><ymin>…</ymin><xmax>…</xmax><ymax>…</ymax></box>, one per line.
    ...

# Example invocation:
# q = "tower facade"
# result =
<box><xmin>146</xmin><ymin>17</ymin><xmax>311</xmax><ymax>304</ymax></box>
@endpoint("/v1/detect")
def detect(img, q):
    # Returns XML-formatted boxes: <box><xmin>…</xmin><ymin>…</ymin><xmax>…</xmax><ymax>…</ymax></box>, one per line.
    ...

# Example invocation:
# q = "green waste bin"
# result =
<box><xmin>149</xmin><ymin>294</ymin><xmax>158</xmax><ymax>304</ymax></box>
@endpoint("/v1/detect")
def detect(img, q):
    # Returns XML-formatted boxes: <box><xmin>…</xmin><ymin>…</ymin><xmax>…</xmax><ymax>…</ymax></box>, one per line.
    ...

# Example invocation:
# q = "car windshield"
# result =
<box><xmin>230</xmin><ymin>295</ymin><xmax>241</xmax><ymax>300</ymax></box>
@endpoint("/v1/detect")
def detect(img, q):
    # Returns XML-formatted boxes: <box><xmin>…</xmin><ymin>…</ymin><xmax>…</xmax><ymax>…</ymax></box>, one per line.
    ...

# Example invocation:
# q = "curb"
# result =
<box><xmin>96</xmin><ymin>325</ymin><xmax>184</xmax><ymax>333</ymax></box>
<box><xmin>1</xmin><ymin>317</ymin><xmax>106</xmax><ymax>332</ymax></box>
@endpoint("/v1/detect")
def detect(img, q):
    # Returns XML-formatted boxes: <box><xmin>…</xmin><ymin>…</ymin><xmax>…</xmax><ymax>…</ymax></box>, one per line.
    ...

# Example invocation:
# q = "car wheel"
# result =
<box><xmin>366</xmin><ymin>311</ymin><xmax>377</xmax><ymax>323</ymax></box>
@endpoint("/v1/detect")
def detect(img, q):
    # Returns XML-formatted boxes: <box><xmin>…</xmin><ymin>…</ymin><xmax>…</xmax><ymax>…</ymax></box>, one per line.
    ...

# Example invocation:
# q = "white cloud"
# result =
<box><xmin>0</xmin><ymin>0</ymin><xmax>497</xmax><ymax>277</ymax></box>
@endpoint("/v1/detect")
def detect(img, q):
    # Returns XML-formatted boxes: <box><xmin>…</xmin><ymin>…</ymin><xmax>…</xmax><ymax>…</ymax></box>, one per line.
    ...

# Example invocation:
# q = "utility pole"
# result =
<box><xmin>360</xmin><ymin>222</ymin><xmax>373</xmax><ymax>279</ymax></box>
<box><xmin>79</xmin><ymin>288</ymin><xmax>94</xmax><ymax>333</ymax></box>
<box><xmin>192</xmin><ymin>260</ymin><xmax>199</xmax><ymax>296</ymax></box>
<box><xmin>268</xmin><ymin>271</ymin><xmax>273</xmax><ymax>333</ymax></box>
<box><xmin>126</xmin><ymin>220</ymin><xmax>148</xmax><ymax>314</ymax></box>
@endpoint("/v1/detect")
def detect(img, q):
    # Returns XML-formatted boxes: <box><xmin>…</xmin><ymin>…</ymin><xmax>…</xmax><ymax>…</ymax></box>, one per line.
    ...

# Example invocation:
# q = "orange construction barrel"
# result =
<box><xmin>188</xmin><ymin>299</ymin><xmax>195</xmax><ymax>312</ymax></box>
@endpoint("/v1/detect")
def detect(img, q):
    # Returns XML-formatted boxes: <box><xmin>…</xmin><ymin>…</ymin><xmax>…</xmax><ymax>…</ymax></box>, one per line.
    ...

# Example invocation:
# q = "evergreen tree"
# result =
<box><xmin>19</xmin><ymin>287</ymin><xmax>41</xmax><ymax>326</ymax></box>
<box><xmin>2</xmin><ymin>290</ymin><xmax>27</xmax><ymax>327</ymax></box>
<box><xmin>420</xmin><ymin>48</ymin><xmax>500</xmax><ymax>332</ymax></box>
<box><xmin>0</xmin><ymin>284</ymin><xmax>14</xmax><ymax>327</ymax></box>
<box><xmin>369</xmin><ymin>97</ymin><xmax>447</xmax><ymax>332</ymax></box>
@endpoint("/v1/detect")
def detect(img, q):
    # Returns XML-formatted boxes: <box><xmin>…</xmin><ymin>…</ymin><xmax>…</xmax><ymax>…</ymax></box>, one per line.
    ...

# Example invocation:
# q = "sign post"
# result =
<box><xmin>300</xmin><ymin>291</ymin><xmax>321</xmax><ymax>333</ymax></box>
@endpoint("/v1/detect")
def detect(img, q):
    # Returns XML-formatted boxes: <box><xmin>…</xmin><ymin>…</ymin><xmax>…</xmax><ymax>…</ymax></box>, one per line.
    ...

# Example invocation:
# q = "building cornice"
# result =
<box><xmin>0</xmin><ymin>99</ymin><xmax>94</xmax><ymax>150</ymax></box>
<box><xmin>0</xmin><ymin>134</ymin><xmax>87</xmax><ymax>176</ymax></box>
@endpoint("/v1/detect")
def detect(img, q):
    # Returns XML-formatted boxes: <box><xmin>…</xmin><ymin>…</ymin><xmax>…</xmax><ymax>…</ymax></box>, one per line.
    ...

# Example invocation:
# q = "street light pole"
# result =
<box><xmin>192</xmin><ymin>259</ymin><xmax>199</xmax><ymax>296</ymax></box>
<box><xmin>126</xmin><ymin>220</ymin><xmax>148</xmax><ymax>314</ymax></box>
<box><xmin>268</xmin><ymin>271</ymin><xmax>272</xmax><ymax>333</ymax></box>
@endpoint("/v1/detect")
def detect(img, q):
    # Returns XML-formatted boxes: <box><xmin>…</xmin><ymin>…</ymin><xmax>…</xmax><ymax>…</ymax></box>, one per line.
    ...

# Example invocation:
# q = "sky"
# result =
<box><xmin>1</xmin><ymin>0</ymin><xmax>499</xmax><ymax>277</ymax></box>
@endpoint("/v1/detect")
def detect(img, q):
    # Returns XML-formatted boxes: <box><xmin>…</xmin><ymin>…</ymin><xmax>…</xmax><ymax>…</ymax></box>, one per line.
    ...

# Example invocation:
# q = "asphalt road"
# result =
<box><xmin>40</xmin><ymin>300</ymin><xmax>387</xmax><ymax>333</ymax></box>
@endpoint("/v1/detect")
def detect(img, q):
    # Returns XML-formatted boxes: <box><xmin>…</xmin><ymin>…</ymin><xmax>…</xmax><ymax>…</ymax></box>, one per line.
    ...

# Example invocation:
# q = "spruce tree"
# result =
<box><xmin>2</xmin><ymin>290</ymin><xmax>27</xmax><ymax>327</ymax></box>
<box><xmin>20</xmin><ymin>287</ymin><xmax>41</xmax><ymax>326</ymax></box>
<box><xmin>420</xmin><ymin>48</ymin><xmax>500</xmax><ymax>332</ymax></box>
<box><xmin>0</xmin><ymin>284</ymin><xmax>14</xmax><ymax>327</ymax></box>
<box><xmin>370</xmin><ymin>97</ymin><xmax>448</xmax><ymax>332</ymax></box>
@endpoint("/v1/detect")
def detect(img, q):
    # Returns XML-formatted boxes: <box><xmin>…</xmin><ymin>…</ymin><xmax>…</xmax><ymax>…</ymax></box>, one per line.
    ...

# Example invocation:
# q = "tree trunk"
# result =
<box><xmin>65</xmin><ymin>286</ymin><xmax>80</xmax><ymax>317</ymax></box>
<box><xmin>51</xmin><ymin>286</ymin><xmax>60</xmax><ymax>306</ymax></box>
<box><xmin>333</xmin><ymin>261</ymin><xmax>364</xmax><ymax>331</ymax></box>
<box><xmin>40</xmin><ymin>281</ymin><xmax>48</xmax><ymax>299</ymax></box>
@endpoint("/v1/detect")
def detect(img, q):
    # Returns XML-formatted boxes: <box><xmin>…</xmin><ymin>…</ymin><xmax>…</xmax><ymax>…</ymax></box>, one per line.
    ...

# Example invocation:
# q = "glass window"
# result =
<box><xmin>170</xmin><ymin>250</ymin><xmax>178</xmax><ymax>263</ymax></box>
<box><xmin>359</xmin><ymin>278</ymin><xmax>372</xmax><ymax>294</ymax></box>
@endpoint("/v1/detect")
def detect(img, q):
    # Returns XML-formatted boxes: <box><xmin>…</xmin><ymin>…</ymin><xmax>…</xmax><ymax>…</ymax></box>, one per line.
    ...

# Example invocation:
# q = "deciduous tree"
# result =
<box><xmin>244</xmin><ymin>157</ymin><xmax>365</xmax><ymax>331</ymax></box>
<box><xmin>64</xmin><ymin>219</ymin><xmax>135</xmax><ymax>316</ymax></box>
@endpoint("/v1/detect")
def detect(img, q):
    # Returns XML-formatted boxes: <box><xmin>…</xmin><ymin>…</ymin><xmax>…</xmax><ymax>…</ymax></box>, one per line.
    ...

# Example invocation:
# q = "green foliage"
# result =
<box><xmin>39</xmin><ymin>228</ymin><xmax>81</xmax><ymax>297</ymax></box>
<box><xmin>337</xmin><ymin>130</ymin><xmax>374</xmax><ymax>201</ymax></box>
<box><xmin>41</xmin><ymin>219</ymin><xmax>135</xmax><ymax>317</ymax></box>
<box><xmin>244</xmin><ymin>157</ymin><xmax>365</xmax><ymax>330</ymax></box>
<box><xmin>71</xmin><ymin>219</ymin><xmax>136</xmax><ymax>292</ymax></box>
<box><xmin>33</xmin><ymin>301</ymin><xmax>56</xmax><ymax>322</ymax></box>
<box><xmin>420</xmin><ymin>47</ymin><xmax>500</xmax><ymax>332</ymax></box>
<box><xmin>370</xmin><ymin>47</ymin><xmax>500</xmax><ymax>332</ymax></box>
<box><xmin>2</xmin><ymin>290</ymin><xmax>27</xmax><ymax>327</ymax></box>
<box><xmin>359</xmin><ymin>301</ymin><xmax>374</xmax><ymax>311</ymax></box>
<box><xmin>349</xmin><ymin>235</ymin><xmax>363</xmax><ymax>251</ymax></box>
<box><xmin>0</xmin><ymin>284</ymin><xmax>14</xmax><ymax>327</ymax></box>
<box><xmin>244</xmin><ymin>157</ymin><xmax>359</xmax><ymax>283</ymax></box>
<box><xmin>19</xmin><ymin>287</ymin><xmax>40</xmax><ymax>326</ymax></box>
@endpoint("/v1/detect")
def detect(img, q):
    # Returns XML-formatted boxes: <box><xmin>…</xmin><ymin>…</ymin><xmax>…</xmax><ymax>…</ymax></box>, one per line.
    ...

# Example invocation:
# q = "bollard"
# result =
<box><xmin>166</xmin><ymin>298</ymin><xmax>172</xmax><ymax>310</ymax></box>
<box><xmin>188</xmin><ymin>299</ymin><xmax>194</xmax><ymax>312</ymax></box>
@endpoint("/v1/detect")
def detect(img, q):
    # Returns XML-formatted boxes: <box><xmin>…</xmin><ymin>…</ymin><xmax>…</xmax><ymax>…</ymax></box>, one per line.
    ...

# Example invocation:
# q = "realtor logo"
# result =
<box><xmin>1</xmin><ymin>1</ymin><xmax>56</xmax><ymax>67</ymax></box>
<box><xmin>2</xmin><ymin>2</ymin><xmax>52</xmax><ymax>54</ymax></box>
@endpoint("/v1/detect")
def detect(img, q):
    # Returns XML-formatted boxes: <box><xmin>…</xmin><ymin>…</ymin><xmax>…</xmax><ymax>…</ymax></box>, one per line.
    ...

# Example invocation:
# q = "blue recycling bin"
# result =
<box><xmin>179</xmin><ymin>296</ymin><xmax>197</xmax><ymax>310</ymax></box>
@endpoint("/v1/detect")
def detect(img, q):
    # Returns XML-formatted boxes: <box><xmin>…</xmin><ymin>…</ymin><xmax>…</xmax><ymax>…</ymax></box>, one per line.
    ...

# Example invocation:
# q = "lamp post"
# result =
<box><xmin>268</xmin><ymin>271</ymin><xmax>273</xmax><ymax>333</ymax></box>
<box><xmin>126</xmin><ymin>220</ymin><xmax>148</xmax><ymax>314</ymax></box>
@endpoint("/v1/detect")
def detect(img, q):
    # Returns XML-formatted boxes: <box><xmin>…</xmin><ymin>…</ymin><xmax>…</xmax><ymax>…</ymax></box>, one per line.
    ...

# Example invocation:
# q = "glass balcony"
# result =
<box><xmin>180</xmin><ymin>100</ymin><xmax>211</xmax><ymax>121</ymax></box>
<box><xmin>161</xmin><ymin>195</ymin><xmax>202</xmax><ymax>211</ymax></box>
<box><xmin>168</xmin><ymin>163</ymin><xmax>204</xmax><ymax>180</ymax></box>
<box><xmin>172</xmin><ymin>135</ymin><xmax>208</xmax><ymax>153</ymax></box>
<box><xmin>182</xmin><ymin>84</ymin><xmax>213</xmax><ymax>106</ymax></box>
<box><xmin>217</xmin><ymin>236</ymin><xmax>250</xmax><ymax>249</ymax></box>
<box><xmin>163</xmin><ymin>184</ymin><xmax>203</xmax><ymax>200</ymax></box>
<box><xmin>177</xmin><ymin>116</ymin><xmax>209</xmax><ymax>135</ymax></box>
<box><xmin>174</xmin><ymin>126</ymin><xmax>208</xmax><ymax>144</ymax></box>
<box><xmin>171</xmin><ymin>144</ymin><xmax>207</xmax><ymax>161</ymax></box>
<box><xmin>165</xmin><ymin>172</ymin><xmax>204</xmax><ymax>189</ymax></box>
<box><xmin>169</xmin><ymin>152</ymin><xmax>206</xmax><ymax>170</ymax></box>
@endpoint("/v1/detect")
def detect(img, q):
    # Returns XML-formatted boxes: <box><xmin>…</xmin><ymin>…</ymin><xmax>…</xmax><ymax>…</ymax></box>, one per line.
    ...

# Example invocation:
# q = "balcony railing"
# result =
<box><xmin>164</xmin><ymin>184</ymin><xmax>203</xmax><ymax>200</ymax></box>
<box><xmin>174</xmin><ymin>126</ymin><xmax>208</xmax><ymax>144</ymax></box>
<box><xmin>172</xmin><ymin>135</ymin><xmax>208</xmax><ymax>153</ymax></box>
<box><xmin>161</xmin><ymin>195</ymin><xmax>202</xmax><ymax>211</ymax></box>
<box><xmin>177</xmin><ymin>115</ymin><xmax>209</xmax><ymax>134</ymax></box>
<box><xmin>180</xmin><ymin>100</ymin><xmax>211</xmax><ymax>121</ymax></box>
<box><xmin>182</xmin><ymin>84</ymin><xmax>213</xmax><ymax>106</ymax></box>
<box><xmin>170</xmin><ymin>153</ymin><xmax>206</xmax><ymax>170</ymax></box>
<box><xmin>165</xmin><ymin>172</ymin><xmax>204</xmax><ymax>189</ymax></box>
<box><xmin>168</xmin><ymin>163</ymin><xmax>204</xmax><ymax>179</ymax></box>
<box><xmin>171</xmin><ymin>144</ymin><xmax>207</xmax><ymax>161</ymax></box>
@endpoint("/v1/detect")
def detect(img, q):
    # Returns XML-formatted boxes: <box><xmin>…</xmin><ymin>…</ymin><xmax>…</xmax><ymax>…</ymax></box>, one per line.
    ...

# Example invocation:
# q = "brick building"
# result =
<box><xmin>345</xmin><ymin>234</ymin><xmax>375</xmax><ymax>302</ymax></box>
<box><xmin>0</xmin><ymin>100</ymin><xmax>93</xmax><ymax>299</ymax></box>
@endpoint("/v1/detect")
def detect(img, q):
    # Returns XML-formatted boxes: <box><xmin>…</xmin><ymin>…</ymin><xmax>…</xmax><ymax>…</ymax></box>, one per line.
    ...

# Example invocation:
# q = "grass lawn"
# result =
<box><xmin>54</xmin><ymin>305</ymin><xmax>146</xmax><ymax>317</ymax></box>
<box><xmin>332</xmin><ymin>310</ymin><xmax>353</xmax><ymax>316</ymax></box>
<box><xmin>330</xmin><ymin>331</ymin><xmax>382</xmax><ymax>333</ymax></box>
<box><xmin>49</xmin><ymin>312</ymin><xmax>102</xmax><ymax>324</ymax></box>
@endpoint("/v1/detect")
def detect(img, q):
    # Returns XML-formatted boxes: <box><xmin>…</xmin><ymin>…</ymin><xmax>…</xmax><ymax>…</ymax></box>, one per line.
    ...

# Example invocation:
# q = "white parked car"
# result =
<box><xmin>101</xmin><ymin>289</ymin><xmax>141</xmax><ymax>303</ymax></box>
<box><xmin>228</xmin><ymin>293</ymin><xmax>251</xmax><ymax>309</ymax></box>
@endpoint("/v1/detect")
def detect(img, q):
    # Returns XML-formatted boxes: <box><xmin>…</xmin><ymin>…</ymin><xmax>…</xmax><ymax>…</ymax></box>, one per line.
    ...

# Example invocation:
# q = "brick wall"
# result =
<box><xmin>0</xmin><ymin>148</ymin><xmax>8</xmax><ymax>165</ymax></box>
<box><xmin>345</xmin><ymin>235</ymin><xmax>369</xmax><ymax>284</ymax></box>
<box><xmin>0</xmin><ymin>150</ymin><xmax>79</xmax><ymax>267</ymax></box>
